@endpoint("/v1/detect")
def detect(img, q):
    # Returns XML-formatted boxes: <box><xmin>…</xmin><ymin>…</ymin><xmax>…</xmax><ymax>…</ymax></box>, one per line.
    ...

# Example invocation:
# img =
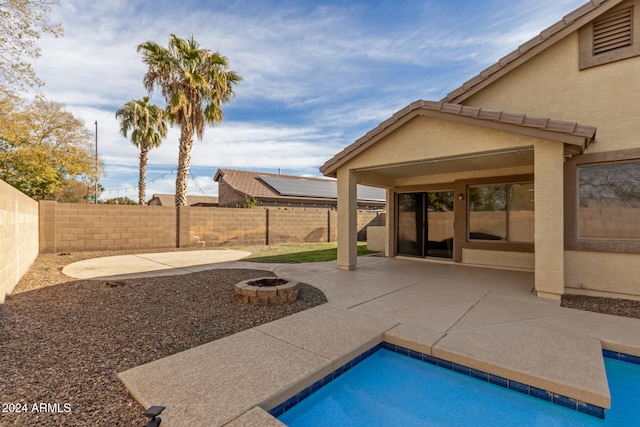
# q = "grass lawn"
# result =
<box><xmin>231</xmin><ymin>242</ymin><xmax>377</xmax><ymax>263</ymax></box>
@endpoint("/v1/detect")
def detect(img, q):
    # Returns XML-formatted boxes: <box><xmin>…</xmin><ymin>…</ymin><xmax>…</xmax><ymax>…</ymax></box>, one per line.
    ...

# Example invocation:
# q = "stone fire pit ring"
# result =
<box><xmin>234</xmin><ymin>277</ymin><xmax>299</xmax><ymax>305</ymax></box>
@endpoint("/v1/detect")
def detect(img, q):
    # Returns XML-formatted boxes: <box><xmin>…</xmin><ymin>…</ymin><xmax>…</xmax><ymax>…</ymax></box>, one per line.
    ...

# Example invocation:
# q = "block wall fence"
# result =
<box><xmin>1</xmin><ymin>180</ymin><xmax>39</xmax><ymax>303</ymax></box>
<box><xmin>39</xmin><ymin>202</ymin><xmax>383</xmax><ymax>253</ymax></box>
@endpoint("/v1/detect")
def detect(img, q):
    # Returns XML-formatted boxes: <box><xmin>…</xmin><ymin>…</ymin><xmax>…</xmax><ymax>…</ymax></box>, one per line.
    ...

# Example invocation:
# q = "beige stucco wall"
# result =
<box><xmin>463</xmin><ymin>32</ymin><xmax>640</xmax><ymax>154</ymax></box>
<box><xmin>1</xmin><ymin>180</ymin><xmax>39</xmax><ymax>303</ymax></box>
<box><xmin>533</xmin><ymin>140</ymin><xmax>565</xmax><ymax>299</ymax></box>
<box><xmin>366</xmin><ymin>226</ymin><xmax>385</xmax><ymax>252</ymax></box>
<box><xmin>462</xmin><ymin>248</ymin><xmax>534</xmax><ymax>271</ymax></box>
<box><xmin>345</xmin><ymin>116</ymin><xmax>535</xmax><ymax>173</ymax></box>
<box><xmin>565</xmin><ymin>251</ymin><xmax>640</xmax><ymax>300</ymax></box>
<box><xmin>337</xmin><ymin>168</ymin><xmax>358</xmax><ymax>270</ymax></box>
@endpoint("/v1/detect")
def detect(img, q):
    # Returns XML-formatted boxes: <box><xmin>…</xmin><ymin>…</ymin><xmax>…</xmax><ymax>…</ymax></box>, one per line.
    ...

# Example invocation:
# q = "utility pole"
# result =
<box><xmin>95</xmin><ymin>120</ymin><xmax>98</xmax><ymax>203</ymax></box>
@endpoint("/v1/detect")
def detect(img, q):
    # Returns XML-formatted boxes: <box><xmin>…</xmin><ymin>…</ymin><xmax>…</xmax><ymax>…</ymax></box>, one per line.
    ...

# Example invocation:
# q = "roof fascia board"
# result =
<box><xmin>445</xmin><ymin>0</ymin><xmax>625</xmax><ymax>103</ymax></box>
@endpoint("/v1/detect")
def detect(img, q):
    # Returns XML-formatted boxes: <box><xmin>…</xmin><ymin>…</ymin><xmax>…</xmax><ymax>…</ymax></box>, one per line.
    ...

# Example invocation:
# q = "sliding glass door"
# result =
<box><xmin>397</xmin><ymin>191</ymin><xmax>454</xmax><ymax>259</ymax></box>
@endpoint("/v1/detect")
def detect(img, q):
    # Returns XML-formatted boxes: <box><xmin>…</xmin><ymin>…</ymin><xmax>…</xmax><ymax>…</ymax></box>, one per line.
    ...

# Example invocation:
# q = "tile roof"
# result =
<box><xmin>214</xmin><ymin>168</ymin><xmax>339</xmax><ymax>201</ymax></box>
<box><xmin>214</xmin><ymin>168</ymin><xmax>387</xmax><ymax>203</ymax></box>
<box><xmin>442</xmin><ymin>0</ymin><xmax>623</xmax><ymax>103</ymax></box>
<box><xmin>148</xmin><ymin>194</ymin><xmax>218</xmax><ymax>206</ymax></box>
<box><xmin>320</xmin><ymin>100</ymin><xmax>597</xmax><ymax>177</ymax></box>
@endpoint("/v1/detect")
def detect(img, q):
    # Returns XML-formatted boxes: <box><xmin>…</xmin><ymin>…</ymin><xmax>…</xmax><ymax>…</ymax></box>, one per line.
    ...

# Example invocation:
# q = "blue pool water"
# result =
<box><xmin>278</xmin><ymin>349</ymin><xmax>639</xmax><ymax>426</ymax></box>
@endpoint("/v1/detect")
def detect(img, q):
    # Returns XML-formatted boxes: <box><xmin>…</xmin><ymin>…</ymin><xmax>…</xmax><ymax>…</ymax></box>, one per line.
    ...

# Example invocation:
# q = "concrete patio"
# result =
<box><xmin>102</xmin><ymin>254</ymin><xmax>640</xmax><ymax>426</ymax></box>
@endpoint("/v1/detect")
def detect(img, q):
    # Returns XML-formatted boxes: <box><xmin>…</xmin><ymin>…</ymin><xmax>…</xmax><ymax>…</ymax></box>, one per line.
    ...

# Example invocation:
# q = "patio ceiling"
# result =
<box><xmin>354</xmin><ymin>147</ymin><xmax>534</xmax><ymax>180</ymax></box>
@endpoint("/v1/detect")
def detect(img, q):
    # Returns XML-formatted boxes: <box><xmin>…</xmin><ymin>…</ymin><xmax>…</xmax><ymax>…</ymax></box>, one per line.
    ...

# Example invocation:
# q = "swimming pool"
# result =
<box><xmin>275</xmin><ymin>346</ymin><xmax>639</xmax><ymax>426</ymax></box>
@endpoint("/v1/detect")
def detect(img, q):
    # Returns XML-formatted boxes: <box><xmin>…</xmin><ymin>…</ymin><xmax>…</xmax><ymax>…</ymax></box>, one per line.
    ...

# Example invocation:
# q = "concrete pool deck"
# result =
<box><xmin>71</xmin><ymin>254</ymin><xmax>640</xmax><ymax>426</ymax></box>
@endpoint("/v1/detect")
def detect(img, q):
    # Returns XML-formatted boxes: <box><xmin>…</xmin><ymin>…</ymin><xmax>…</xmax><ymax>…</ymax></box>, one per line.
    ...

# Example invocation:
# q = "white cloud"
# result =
<box><xmin>28</xmin><ymin>0</ymin><xmax>587</xmax><ymax>201</ymax></box>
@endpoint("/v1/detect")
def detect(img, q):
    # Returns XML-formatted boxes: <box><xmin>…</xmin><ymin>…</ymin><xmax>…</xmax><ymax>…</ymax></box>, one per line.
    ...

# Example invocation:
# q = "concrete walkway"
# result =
<box><xmin>62</xmin><ymin>250</ymin><xmax>253</xmax><ymax>280</ymax></box>
<box><xmin>67</xmin><ymin>254</ymin><xmax>640</xmax><ymax>426</ymax></box>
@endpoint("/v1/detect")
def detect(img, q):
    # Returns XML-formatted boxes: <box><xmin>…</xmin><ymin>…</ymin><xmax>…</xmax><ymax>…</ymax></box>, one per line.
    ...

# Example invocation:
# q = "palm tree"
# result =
<box><xmin>137</xmin><ymin>34</ymin><xmax>241</xmax><ymax>206</ymax></box>
<box><xmin>115</xmin><ymin>96</ymin><xmax>168</xmax><ymax>205</ymax></box>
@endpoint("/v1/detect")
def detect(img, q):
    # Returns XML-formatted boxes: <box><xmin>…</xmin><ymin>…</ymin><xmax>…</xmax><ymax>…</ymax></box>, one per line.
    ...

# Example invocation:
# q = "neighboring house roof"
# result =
<box><xmin>442</xmin><ymin>0</ymin><xmax>623</xmax><ymax>103</ymax></box>
<box><xmin>147</xmin><ymin>194</ymin><xmax>218</xmax><ymax>206</ymax></box>
<box><xmin>320</xmin><ymin>100</ymin><xmax>597</xmax><ymax>177</ymax></box>
<box><xmin>214</xmin><ymin>168</ymin><xmax>386</xmax><ymax>204</ymax></box>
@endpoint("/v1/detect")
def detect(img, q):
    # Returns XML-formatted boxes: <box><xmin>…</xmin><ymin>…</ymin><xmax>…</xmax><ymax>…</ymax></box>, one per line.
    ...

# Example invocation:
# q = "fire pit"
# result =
<box><xmin>234</xmin><ymin>277</ymin><xmax>299</xmax><ymax>305</ymax></box>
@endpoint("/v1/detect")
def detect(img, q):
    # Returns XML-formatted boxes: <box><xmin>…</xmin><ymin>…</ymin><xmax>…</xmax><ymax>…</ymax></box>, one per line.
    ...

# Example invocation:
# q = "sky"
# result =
<box><xmin>31</xmin><ymin>0</ymin><xmax>587</xmax><ymax>201</ymax></box>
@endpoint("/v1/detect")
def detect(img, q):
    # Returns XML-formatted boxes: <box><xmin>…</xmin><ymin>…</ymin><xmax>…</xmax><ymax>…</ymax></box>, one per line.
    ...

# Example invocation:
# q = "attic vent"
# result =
<box><xmin>593</xmin><ymin>8</ymin><xmax>633</xmax><ymax>55</ymax></box>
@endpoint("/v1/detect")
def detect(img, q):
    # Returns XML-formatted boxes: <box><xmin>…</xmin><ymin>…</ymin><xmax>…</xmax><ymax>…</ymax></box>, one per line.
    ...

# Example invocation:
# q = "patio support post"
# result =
<box><xmin>337</xmin><ymin>168</ymin><xmax>357</xmax><ymax>270</ymax></box>
<box><xmin>534</xmin><ymin>141</ymin><xmax>565</xmax><ymax>300</ymax></box>
<box><xmin>385</xmin><ymin>189</ymin><xmax>395</xmax><ymax>257</ymax></box>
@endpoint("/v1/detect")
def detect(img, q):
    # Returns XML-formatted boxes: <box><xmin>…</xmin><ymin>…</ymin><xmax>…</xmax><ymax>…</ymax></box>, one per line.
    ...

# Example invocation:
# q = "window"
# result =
<box><xmin>580</xmin><ymin>2</ymin><xmax>640</xmax><ymax>69</ymax></box>
<box><xmin>578</xmin><ymin>161</ymin><xmax>640</xmax><ymax>239</ymax></box>
<box><xmin>469</xmin><ymin>183</ymin><xmax>534</xmax><ymax>243</ymax></box>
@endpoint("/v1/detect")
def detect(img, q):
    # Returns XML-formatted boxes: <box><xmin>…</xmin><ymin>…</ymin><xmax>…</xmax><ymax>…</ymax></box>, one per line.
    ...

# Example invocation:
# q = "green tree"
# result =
<box><xmin>115</xmin><ymin>96</ymin><xmax>168</xmax><ymax>205</ymax></box>
<box><xmin>0</xmin><ymin>0</ymin><xmax>63</xmax><ymax>89</ymax></box>
<box><xmin>137</xmin><ymin>34</ymin><xmax>240</xmax><ymax>206</ymax></box>
<box><xmin>104</xmin><ymin>196</ymin><xmax>137</xmax><ymax>205</ymax></box>
<box><xmin>0</xmin><ymin>91</ymin><xmax>99</xmax><ymax>199</ymax></box>
<box><xmin>52</xmin><ymin>177</ymin><xmax>97</xmax><ymax>203</ymax></box>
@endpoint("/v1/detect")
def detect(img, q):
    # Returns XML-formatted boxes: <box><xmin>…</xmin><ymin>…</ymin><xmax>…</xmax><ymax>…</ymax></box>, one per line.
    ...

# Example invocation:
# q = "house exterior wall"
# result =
<box><xmin>343</xmin><ymin>116</ymin><xmax>535</xmax><ymax>172</ymax></box>
<box><xmin>462</xmin><ymin>249</ymin><xmax>534</xmax><ymax>270</ymax></box>
<box><xmin>565</xmin><ymin>251</ymin><xmax>640</xmax><ymax>300</ymax></box>
<box><xmin>1</xmin><ymin>180</ymin><xmax>39</xmax><ymax>303</ymax></box>
<box><xmin>461</xmin><ymin>26</ymin><xmax>640</xmax><ymax>299</ymax></box>
<box><xmin>462</xmin><ymin>32</ymin><xmax>640</xmax><ymax>154</ymax></box>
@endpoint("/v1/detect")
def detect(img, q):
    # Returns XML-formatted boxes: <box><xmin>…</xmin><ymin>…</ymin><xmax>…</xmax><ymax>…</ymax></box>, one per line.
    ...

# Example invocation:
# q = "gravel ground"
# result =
<box><xmin>0</xmin><ymin>250</ymin><xmax>327</xmax><ymax>426</ymax></box>
<box><xmin>561</xmin><ymin>294</ymin><xmax>640</xmax><ymax>319</ymax></box>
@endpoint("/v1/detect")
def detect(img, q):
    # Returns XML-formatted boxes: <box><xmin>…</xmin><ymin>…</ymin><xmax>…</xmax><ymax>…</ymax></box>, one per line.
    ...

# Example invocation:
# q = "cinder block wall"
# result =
<box><xmin>190</xmin><ymin>207</ymin><xmax>378</xmax><ymax>246</ymax></box>
<box><xmin>190</xmin><ymin>207</ymin><xmax>267</xmax><ymax>245</ymax></box>
<box><xmin>269</xmin><ymin>208</ymin><xmax>331</xmax><ymax>244</ymax></box>
<box><xmin>38</xmin><ymin>202</ymin><xmax>383</xmax><ymax>253</ymax></box>
<box><xmin>39</xmin><ymin>203</ymin><xmax>176</xmax><ymax>253</ymax></box>
<box><xmin>1</xmin><ymin>180</ymin><xmax>39</xmax><ymax>302</ymax></box>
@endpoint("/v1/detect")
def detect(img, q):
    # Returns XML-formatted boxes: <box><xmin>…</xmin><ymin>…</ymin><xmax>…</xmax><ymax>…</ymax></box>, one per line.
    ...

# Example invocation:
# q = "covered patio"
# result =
<box><xmin>321</xmin><ymin>100</ymin><xmax>597</xmax><ymax>300</ymax></box>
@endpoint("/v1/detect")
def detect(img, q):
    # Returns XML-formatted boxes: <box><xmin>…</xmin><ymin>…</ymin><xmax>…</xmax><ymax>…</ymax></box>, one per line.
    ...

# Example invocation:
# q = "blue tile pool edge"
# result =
<box><xmin>602</xmin><ymin>349</ymin><xmax>640</xmax><ymax>365</ymax></box>
<box><xmin>268</xmin><ymin>343</ymin><xmax>383</xmax><ymax>418</ymax></box>
<box><xmin>267</xmin><ymin>342</ymin><xmax>635</xmax><ymax>420</ymax></box>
